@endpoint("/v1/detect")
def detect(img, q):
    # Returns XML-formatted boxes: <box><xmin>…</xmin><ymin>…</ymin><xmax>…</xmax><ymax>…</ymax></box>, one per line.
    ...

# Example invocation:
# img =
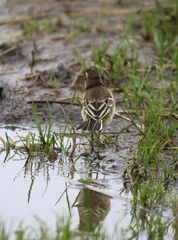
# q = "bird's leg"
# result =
<box><xmin>90</xmin><ymin>132</ymin><xmax>94</xmax><ymax>154</ymax></box>
<box><xmin>95</xmin><ymin>132</ymin><xmax>101</xmax><ymax>161</ymax></box>
<box><xmin>98</xmin><ymin>132</ymin><xmax>101</xmax><ymax>144</ymax></box>
<box><xmin>90</xmin><ymin>132</ymin><xmax>102</xmax><ymax>161</ymax></box>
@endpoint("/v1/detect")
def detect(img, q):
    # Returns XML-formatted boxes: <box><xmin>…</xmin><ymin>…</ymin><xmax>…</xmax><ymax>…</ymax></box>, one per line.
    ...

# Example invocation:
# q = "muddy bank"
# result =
<box><xmin>0</xmin><ymin>0</ymin><xmax>156</xmax><ymax>126</ymax></box>
<box><xmin>0</xmin><ymin>0</ymin><xmax>177</xmax><ymax>239</ymax></box>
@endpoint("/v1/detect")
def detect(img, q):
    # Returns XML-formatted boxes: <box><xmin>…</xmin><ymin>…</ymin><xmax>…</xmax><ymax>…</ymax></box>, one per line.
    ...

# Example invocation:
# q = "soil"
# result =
<box><xmin>0</xmin><ymin>1</ymin><xmax>177</xmax><ymax>239</ymax></box>
<box><xmin>0</xmin><ymin>0</ymin><xmax>155</xmax><ymax>126</ymax></box>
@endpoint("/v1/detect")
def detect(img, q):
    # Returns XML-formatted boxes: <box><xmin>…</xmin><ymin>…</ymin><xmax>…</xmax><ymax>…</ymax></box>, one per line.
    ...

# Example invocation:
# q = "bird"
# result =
<box><xmin>72</xmin><ymin>188</ymin><xmax>111</xmax><ymax>231</ymax></box>
<box><xmin>77</xmin><ymin>67</ymin><xmax>115</xmax><ymax>132</ymax></box>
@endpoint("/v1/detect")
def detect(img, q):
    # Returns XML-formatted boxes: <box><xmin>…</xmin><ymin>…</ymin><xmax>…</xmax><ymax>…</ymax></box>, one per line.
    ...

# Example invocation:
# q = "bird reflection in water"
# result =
<box><xmin>73</xmin><ymin>188</ymin><xmax>111</xmax><ymax>231</ymax></box>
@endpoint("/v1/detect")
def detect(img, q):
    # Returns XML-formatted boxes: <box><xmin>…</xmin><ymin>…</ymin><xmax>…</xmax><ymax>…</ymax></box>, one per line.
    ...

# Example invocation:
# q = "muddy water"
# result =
<box><xmin>0</xmin><ymin>127</ymin><xmax>133</xmax><ymax>239</ymax></box>
<box><xmin>0</xmin><ymin>0</ymin><xmax>177</xmax><ymax>239</ymax></box>
<box><xmin>0</xmin><ymin>127</ymin><xmax>174</xmax><ymax>240</ymax></box>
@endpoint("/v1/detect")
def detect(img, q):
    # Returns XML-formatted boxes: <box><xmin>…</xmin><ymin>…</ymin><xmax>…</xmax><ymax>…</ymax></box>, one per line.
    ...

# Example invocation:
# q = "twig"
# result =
<box><xmin>114</xmin><ymin>111</ymin><xmax>144</xmax><ymax>131</ymax></box>
<box><xmin>27</xmin><ymin>99</ymin><xmax>123</xmax><ymax>107</ymax></box>
<box><xmin>59</xmin><ymin>104</ymin><xmax>77</xmax><ymax>160</ymax></box>
<box><xmin>30</xmin><ymin>50</ymin><xmax>35</xmax><ymax>73</ymax></box>
<box><xmin>70</xmin><ymin>179</ymin><xmax>130</xmax><ymax>200</ymax></box>
<box><xmin>118</xmin><ymin>105</ymin><xmax>145</xmax><ymax>136</ymax></box>
<box><xmin>115</xmin><ymin>112</ymin><xmax>134</xmax><ymax>122</ymax></box>
<box><xmin>69</xmin><ymin>5</ymin><xmax>154</xmax><ymax>17</ymax></box>
<box><xmin>0</xmin><ymin>14</ymin><xmax>49</xmax><ymax>26</ymax></box>
<box><xmin>66</xmin><ymin>60</ymin><xmax>79</xmax><ymax>68</ymax></box>
<box><xmin>59</xmin><ymin>104</ymin><xmax>75</xmax><ymax>133</ymax></box>
<box><xmin>27</xmin><ymin>99</ymin><xmax>80</xmax><ymax>106</ymax></box>
<box><xmin>55</xmin><ymin>183</ymin><xmax>68</xmax><ymax>205</ymax></box>
<box><xmin>0</xmin><ymin>46</ymin><xmax>17</xmax><ymax>57</ymax></box>
<box><xmin>0</xmin><ymin>71</ymin><xmax>20</xmax><ymax>75</ymax></box>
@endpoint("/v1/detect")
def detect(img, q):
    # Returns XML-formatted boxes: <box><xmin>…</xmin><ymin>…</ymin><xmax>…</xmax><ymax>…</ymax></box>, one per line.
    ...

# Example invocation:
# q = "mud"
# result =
<box><xmin>0</xmin><ymin>0</ymin><xmax>156</xmax><ymax>125</ymax></box>
<box><xmin>0</xmin><ymin>0</ymin><xmax>177</xmax><ymax>239</ymax></box>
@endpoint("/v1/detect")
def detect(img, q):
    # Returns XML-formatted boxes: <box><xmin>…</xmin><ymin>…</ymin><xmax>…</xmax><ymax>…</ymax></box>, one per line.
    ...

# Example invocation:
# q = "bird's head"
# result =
<box><xmin>84</xmin><ymin>67</ymin><xmax>104</xmax><ymax>89</ymax></box>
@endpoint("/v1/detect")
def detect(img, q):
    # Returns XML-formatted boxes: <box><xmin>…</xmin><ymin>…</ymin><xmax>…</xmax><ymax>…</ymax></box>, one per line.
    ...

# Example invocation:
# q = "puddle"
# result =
<box><xmin>0</xmin><ymin>127</ymin><xmax>176</xmax><ymax>240</ymax></box>
<box><xmin>0</xmin><ymin>0</ymin><xmax>177</xmax><ymax>238</ymax></box>
<box><xmin>0</xmin><ymin>127</ymin><xmax>133</xmax><ymax>239</ymax></box>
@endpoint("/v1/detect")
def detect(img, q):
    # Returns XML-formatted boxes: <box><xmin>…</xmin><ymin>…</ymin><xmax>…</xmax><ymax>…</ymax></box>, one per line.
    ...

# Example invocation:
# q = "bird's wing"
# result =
<box><xmin>84</xmin><ymin>98</ymin><xmax>114</xmax><ymax>121</ymax></box>
<box><xmin>77</xmin><ymin>118</ymin><xmax>102</xmax><ymax>131</ymax></box>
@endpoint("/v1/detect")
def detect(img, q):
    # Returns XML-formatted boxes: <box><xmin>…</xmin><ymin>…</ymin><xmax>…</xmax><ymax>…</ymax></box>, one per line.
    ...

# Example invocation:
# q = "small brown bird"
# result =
<box><xmin>77</xmin><ymin>67</ymin><xmax>115</xmax><ymax>131</ymax></box>
<box><xmin>73</xmin><ymin>188</ymin><xmax>111</xmax><ymax>231</ymax></box>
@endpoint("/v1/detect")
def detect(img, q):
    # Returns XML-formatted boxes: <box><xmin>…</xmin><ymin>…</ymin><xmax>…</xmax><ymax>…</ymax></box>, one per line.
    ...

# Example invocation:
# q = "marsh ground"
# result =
<box><xmin>0</xmin><ymin>0</ymin><xmax>177</xmax><ymax>239</ymax></box>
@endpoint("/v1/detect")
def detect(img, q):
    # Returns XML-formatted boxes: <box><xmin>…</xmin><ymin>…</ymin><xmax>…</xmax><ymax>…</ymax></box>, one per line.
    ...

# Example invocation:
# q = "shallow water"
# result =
<box><xmin>0</xmin><ymin>0</ymin><xmax>177</xmax><ymax>238</ymax></box>
<box><xmin>0</xmin><ymin>127</ymin><xmax>134</xmax><ymax>239</ymax></box>
<box><xmin>0</xmin><ymin>127</ymin><xmax>176</xmax><ymax>240</ymax></box>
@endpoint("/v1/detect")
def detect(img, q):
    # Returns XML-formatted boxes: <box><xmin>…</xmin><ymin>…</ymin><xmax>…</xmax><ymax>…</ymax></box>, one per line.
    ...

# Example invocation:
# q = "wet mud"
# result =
<box><xmin>0</xmin><ymin>0</ymin><xmax>177</xmax><ymax>239</ymax></box>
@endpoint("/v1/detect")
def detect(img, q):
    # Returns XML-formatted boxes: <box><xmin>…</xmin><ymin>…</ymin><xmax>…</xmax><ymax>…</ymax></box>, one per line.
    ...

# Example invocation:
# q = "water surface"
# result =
<box><xmin>0</xmin><ymin>127</ymin><xmax>133</xmax><ymax>239</ymax></box>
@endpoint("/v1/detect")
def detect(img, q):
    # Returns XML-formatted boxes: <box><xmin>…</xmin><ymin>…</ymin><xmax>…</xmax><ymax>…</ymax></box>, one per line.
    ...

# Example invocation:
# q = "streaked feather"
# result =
<box><xmin>77</xmin><ymin>77</ymin><xmax>115</xmax><ymax>132</ymax></box>
<box><xmin>77</xmin><ymin>118</ymin><xmax>102</xmax><ymax>131</ymax></box>
<box><xmin>84</xmin><ymin>98</ymin><xmax>114</xmax><ymax>121</ymax></box>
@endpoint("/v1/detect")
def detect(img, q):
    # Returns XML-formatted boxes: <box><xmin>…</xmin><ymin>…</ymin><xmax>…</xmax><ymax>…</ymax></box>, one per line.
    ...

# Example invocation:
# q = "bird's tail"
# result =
<box><xmin>77</xmin><ymin>118</ymin><xmax>102</xmax><ymax>131</ymax></box>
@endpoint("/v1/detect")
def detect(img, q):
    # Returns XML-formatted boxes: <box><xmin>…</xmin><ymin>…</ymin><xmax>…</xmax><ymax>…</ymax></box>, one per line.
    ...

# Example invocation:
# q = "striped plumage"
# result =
<box><xmin>77</xmin><ymin>67</ymin><xmax>115</xmax><ymax>132</ymax></box>
<box><xmin>73</xmin><ymin>188</ymin><xmax>111</xmax><ymax>231</ymax></box>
